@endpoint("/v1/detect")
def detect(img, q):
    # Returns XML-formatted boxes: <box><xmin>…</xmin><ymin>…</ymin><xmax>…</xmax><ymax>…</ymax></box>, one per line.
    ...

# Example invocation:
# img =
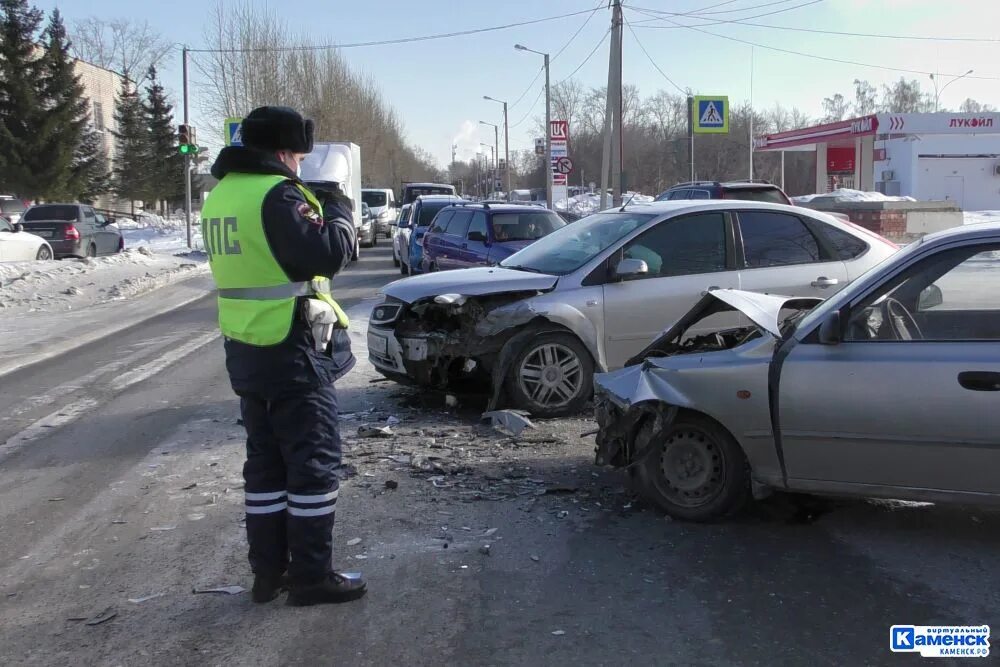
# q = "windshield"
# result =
<box><xmin>500</xmin><ymin>211</ymin><xmax>656</xmax><ymax>276</ymax></box>
<box><xmin>362</xmin><ymin>191</ymin><xmax>387</xmax><ymax>207</ymax></box>
<box><xmin>24</xmin><ymin>205</ymin><xmax>78</xmax><ymax>222</ymax></box>
<box><xmin>492</xmin><ymin>212</ymin><xmax>565</xmax><ymax>242</ymax></box>
<box><xmin>416</xmin><ymin>202</ymin><xmax>456</xmax><ymax>227</ymax></box>
<box><xmin>723</xmin><ymin>189</ymin><xmax>788</xmax><ymax>204</ymax></box>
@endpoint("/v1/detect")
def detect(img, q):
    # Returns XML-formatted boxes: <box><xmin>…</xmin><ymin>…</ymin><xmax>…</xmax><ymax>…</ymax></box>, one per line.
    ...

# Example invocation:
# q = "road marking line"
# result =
<box><xmin>0</xmin><ymin>330</ymin><xmax>220</xmax><ymax>462</ymax></box>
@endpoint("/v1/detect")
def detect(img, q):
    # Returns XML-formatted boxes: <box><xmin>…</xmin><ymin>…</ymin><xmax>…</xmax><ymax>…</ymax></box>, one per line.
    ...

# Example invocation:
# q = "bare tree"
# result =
<box><xmin>821</xmin><ymin>93</ymin><xmax>850</xmax><ymax>122</ymax></box>
<box><xmin>853</xmin><ymin>79</ymin><xmax>878</xmax><ymax>116</ymax></box>
<box><xmin>70</xmin><ymin>17</ymin><xmax>172</xmax><ymax>83</ymax></box>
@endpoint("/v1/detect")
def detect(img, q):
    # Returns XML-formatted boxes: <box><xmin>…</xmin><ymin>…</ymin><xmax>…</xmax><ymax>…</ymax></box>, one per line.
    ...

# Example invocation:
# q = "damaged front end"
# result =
<box><xmin>593</xmin><ymin>289</ymin><xmax>822</xmax><ymax>469</ymax></box>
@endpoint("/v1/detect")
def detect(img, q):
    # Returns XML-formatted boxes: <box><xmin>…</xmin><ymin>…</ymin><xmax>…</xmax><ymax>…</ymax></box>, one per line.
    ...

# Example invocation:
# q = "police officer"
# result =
<box><xmin>202</xmin><ymin>106</ymin><xmax>366</xmax><ymax>606</ymax></box>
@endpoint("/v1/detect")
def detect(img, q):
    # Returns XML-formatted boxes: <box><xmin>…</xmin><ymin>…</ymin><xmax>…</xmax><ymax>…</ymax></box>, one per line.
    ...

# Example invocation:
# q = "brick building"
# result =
<box><xmin>74</xmin><ymin>58</ymin><xmax>128</xmax><ymax>210</ymax></box>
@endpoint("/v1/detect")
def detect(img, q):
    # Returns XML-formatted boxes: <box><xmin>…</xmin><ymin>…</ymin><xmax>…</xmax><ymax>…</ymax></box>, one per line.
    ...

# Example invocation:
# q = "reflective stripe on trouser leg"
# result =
<box><xmin>241</xmin><ymin>394</ymin><xmax>290</xmax><ymax>577</ymax></box>
<box><xmin>269</xmin><ymin>384</ymin><xmax>342</xmax><ymax>584</ymax></box>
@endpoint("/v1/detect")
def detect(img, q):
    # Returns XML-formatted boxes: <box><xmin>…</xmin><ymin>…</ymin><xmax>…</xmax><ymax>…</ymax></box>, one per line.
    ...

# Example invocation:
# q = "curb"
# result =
<box><xmin>0</xmin><ymin>275</ymin><xmax>214</xmax><ymax>380</ymax></box>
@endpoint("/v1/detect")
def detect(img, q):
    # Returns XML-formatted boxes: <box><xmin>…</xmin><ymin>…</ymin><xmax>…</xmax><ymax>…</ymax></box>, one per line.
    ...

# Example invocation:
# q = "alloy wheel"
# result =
<box><xmin>516</xmin><ymin>343</ymin><xmax>583</xmax><ymax>409</ymax></box>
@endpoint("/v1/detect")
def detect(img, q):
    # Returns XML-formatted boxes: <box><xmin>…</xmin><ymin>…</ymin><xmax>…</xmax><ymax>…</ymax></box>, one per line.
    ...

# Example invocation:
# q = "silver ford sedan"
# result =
<box><xmin>594</xmin><ymin>222</ymin><xmax>1000</xmax><ymax>520</ymax></box>
<box><xmin>368</xmin><ymin>200</ymin><xmax>897</xmax><ymax>416</ymax></box>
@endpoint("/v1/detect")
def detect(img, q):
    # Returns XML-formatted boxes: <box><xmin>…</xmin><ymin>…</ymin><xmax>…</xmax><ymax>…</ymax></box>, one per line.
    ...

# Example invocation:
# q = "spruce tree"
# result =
<box><xmin>0</xmin><ymin>0</ymin><xmax>46</xmax><ymax>198</ymax></box>
<box><xmin>142</xmin><ymin>65</ymin><xmax>184</xmax><ymax>213</ymax></box>
<box><xmin>112</xmin><ymin>74</ymin><xmax>150</xmax><ymax>213</ymax></box>
<box><xmin>73</xmin><ymin>125</ymin><xmax>111</xmax><ymax>203</ymax></box>
<box><xmin>37</xmin><ymin>8</ymin><xmax>89</xmax><ymax>200</ymax></box>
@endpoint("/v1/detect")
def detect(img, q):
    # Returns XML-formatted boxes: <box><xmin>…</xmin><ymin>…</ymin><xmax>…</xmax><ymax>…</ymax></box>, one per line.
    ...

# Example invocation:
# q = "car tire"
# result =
<box><xmin>352</xmin><ymin>239</ymin><xmax>360</xmax><ymax>262</ymax></box>
<box><xmin>36</xmin><ymin>245</ymin><xmax>52</xmax><ymax>261</ymax></box>
<box><xmin>632</xmin><ymin>414</ymin><xmax>750</xmax><ymax>522</ymax></box>
<box><xmin>505</xmin><ymin>332</ymin><xmax>594</xmax><ymax>418</ymax></box>
<box><xmin>370</xmin><ymin>234</ymin><xmax>378</xmax><ymax>248</ymax></box>
<box><xmin>400</xmin><ymin>260</ymin><xmax>408</xmax><ymax>275</ymax></box>
<box><xmin>86</xmin><ymin>243</ymin><xmax>97</xmax><ymax>258</ymax></box>
<box><xmin>393</xmin><ymin>253</ymin><xmax>400</xmax><ymax>268</ymax></box>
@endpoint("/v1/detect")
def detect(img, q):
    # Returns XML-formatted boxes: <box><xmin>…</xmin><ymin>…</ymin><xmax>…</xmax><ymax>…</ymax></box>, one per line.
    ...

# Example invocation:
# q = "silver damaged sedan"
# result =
<box><xmin>594</xmin><ymin>222</ymin><xmax>1000</xmax><ymax>521</ymax></box>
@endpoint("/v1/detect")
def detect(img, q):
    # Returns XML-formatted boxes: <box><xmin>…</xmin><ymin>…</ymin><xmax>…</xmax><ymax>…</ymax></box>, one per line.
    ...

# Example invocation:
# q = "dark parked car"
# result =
<box><xmin>655</xmin><ymin>180</ymin><xmax>792</xmax><ymax>205</ymax></box>
<box><xmin>420</xmin><ymin>203</ymin><xmax>565</xmax><ymax>272</ymax></box>
<box><xmin>19</xmin><ymin>204</ymin><xmax>124</xmax><ymax>258</ymax></box>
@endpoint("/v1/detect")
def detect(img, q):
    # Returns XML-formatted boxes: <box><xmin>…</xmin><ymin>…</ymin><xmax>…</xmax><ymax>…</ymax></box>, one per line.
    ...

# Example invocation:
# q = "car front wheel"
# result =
<box><xmin>505</xmin><ymin>332</ymin><xmax>594</xmax><ymax>418</ymax></box>
<box><xmin>632</xmin><ymin>414</ymin><xmax>750</xmax><ymax>521</ymax></box>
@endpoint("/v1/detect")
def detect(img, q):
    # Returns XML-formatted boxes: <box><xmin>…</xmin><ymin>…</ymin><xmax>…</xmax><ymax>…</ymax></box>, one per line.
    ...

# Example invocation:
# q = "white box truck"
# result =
<box><xmin>300</xmin><ymin>142</ymin><xmax>369</xmax><ymax>258</ymax></box>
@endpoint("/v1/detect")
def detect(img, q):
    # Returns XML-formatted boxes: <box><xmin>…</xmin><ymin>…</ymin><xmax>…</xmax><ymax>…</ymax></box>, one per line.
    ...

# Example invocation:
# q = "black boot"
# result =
<box><xmin>286</xmin><ymin>572</ymin><xmax>367</xmax><ymax>606</ymax></box>
<box><xmin>252</xmin><ymin>573</ymin><xmax>289</xmax><ymax>603</ymax></box>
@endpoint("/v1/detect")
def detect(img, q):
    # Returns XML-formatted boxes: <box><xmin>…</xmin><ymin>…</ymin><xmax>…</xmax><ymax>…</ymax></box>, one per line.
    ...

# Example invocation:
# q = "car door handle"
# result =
<box><xmin>700</xmin><ymin>286</ymin><xmax>720</xmax><ymax>296</ymax></box>
<box><xmin>958</xmin><ymin>371</ymin><xmax>1000</xmax><ymax>392</ymax></box>
<box><xmin>811</xmin><ymin>277</ymin><xmax>840</xmax><ymax>288</ymax></box>
<box><xmin>461</xmin><ymin>243</ymin><xmax>468</xmax><ymax>249</ymax></box>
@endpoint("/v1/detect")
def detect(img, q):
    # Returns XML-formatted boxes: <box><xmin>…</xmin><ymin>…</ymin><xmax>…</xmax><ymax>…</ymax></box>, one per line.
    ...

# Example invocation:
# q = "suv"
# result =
<box><xmin>19</xmin><ymin>204</ymin><xmax>124</xmax><ymax>258</ymax></box>
<box><xmin>403</xmin><ymin>195</ymin><xmax>465</xmax><ymax>275</ymax></box>
<box><xmin>421</xmin><ymin>203</ymin><xmax>565</xmax><ymax>272</ymax></box>
<box><xmin>400</xmin><ymin>183</ymin><xmax>456</xmax><ymax>207</ymax></box>
<box><xmin>392</xmin><ymin>203</ymin><xmax>412</xmax><ymax>269</ymax></box>
<box><xmin>656</xmin><ymin>180</ymin><xmax>791</xmax><ymax>205</ymax></box>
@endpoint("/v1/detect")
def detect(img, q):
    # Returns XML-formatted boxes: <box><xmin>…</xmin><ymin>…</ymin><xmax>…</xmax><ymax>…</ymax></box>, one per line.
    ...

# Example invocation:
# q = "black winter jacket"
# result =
<box><xmin>209</xmin><ymin>146</ymin><xmax>357</xmax><ymax>397</ymax></box>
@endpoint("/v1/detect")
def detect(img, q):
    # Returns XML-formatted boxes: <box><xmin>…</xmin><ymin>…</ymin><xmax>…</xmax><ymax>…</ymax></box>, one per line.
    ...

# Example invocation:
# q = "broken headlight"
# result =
<box><xmin>371</xmin><ymin>302</ymin><xmax>402</xmax><ymax>325</ymax></box>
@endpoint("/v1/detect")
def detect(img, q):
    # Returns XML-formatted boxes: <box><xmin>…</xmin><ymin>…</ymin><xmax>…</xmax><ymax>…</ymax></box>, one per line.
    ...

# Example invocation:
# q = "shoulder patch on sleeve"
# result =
<box><xmin>297</xmin><ymin>202</ymin><xmax>323</xmax><ymax>225</ymax></box>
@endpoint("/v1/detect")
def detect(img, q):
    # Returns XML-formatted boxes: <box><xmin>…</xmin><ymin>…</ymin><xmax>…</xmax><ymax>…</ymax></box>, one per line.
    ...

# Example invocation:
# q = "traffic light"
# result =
<box><xmin>177</xmin><ymin>124</ymin><xmax>200</xmax><ymax>155</ymax></box>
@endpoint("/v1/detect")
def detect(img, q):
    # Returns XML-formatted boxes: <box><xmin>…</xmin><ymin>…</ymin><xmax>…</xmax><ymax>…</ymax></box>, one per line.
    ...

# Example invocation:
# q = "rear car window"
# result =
<box><xmin>417</xmin><ymin>202</ymin><xmax>453</xmax><ymax>227</ymax></box>
<box><xmin>723</xmin><ymin>188</ymin><xmax>788</xmax><ymax>205</ymax></box>
<box><xmin>815</xmin><ymin>222</ymin><xmax>868</xmax><ymax>260</ymax></box>
<box><xmin>739</xmin><ymin>211</ymin><xmax>821</xmax><ymax>267</ymax></box>
<box><xmin>445</xmin><ymin>211</ymin><xmax>473</xmax><ymax>237</ymax></box>
<box><xmin>491</xmin><ymin>211</ymin><xmax>565</xmax><ymax>242</ymax></box>
<box><xmin>24</xmin><ymin>205</ymin><xmax>78</xmax><ymax>222</ymax></box>
<box><xmin>404</xmin><ymin>186</ymin><xmax>455</xmax><ymax>203</ymax></box>
<box><xmin>468</xmin><ymin>212</ymin><xmax>488</xmax><ymax>240</ymax></box>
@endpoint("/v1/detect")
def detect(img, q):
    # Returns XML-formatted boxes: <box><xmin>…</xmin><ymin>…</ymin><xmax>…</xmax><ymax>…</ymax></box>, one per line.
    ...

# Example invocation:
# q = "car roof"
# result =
<box><xmin>405</xmin><ymin>182</ymin><xmax>453</xmax><ymax>189</ymax></box>
<box><xmin>615</xmin><ymin>199</ymin><xmax>811</xmax><ymax>217</ymax></box>
<box><xmin>446</xmin><ymin>203</ymin><xmax>554</xmax><ymax>213</ymax></box>
<box><xmin>415</xmin><ymin>195</ymin><xmax>464</xmax><ymax>203</ymax></box>
<box><xmin>916</xmin><ymin>220</ymin><xmax>1000</xmax><ymax>248</ymax></box>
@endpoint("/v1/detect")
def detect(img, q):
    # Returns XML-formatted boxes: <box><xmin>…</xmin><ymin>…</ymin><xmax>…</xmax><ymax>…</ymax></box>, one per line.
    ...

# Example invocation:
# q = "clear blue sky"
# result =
<box><xmin>37</xmin><ymin>0</ymin><xmax>1000</xmax><ymax>167</ymax></box>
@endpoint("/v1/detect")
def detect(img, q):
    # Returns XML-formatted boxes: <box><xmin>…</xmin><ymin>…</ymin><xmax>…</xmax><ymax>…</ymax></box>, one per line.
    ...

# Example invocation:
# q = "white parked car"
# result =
<box><xmin>391</xmin><ymin>203</ymin><xmax>412</xmax><ymax>269</ymax></box>
<box><xmin>0</xmin><ymin>218</ymin><xmax>53</xmax><ymax>261</ymax></box>
<box><xmin>369</xmin><ymin>200</ymin><xmax>899</xmax><ymax>416</ymax></box>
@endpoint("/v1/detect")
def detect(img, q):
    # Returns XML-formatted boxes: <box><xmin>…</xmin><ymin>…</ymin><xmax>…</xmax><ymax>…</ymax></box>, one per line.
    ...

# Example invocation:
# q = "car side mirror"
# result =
<box><xmin>468</xmin><ymin>231</ymin><xmax>487</xmax><ymax>243</ymax></box>
<box><xmin>918</xmin><ymin>284</ymin><xmax>943</xmax><ymax>310</ymax></box>
<box><xmin>818</xmin><ymin>310</ymin><xmax>842</xmax><ymax>345</ymax></box>
<box><xmin>12</xmin><ymin>222</ymin><xmax>23</xmax><ymax>233</ymax></box>
<box><xmin>614</xmin><ymin>258</ymin><xmax>649</xmax><ymax>280</ymax></box>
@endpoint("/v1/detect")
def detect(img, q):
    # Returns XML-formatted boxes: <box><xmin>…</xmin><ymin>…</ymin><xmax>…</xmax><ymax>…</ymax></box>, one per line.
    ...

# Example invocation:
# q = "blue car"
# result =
<box><xmin>405</xmin><ymin>195</ymin><xmax>465</xmax><ymax>275</ymax></box>
<box><xmin>420</xmin><ymin>203</ymin><xmax>565</xmax><ymax>272</ymax></box>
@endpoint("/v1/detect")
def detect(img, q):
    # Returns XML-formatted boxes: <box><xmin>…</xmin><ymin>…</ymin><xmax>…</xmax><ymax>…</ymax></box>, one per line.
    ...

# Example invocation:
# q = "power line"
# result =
<box><xmin>624</xmin><ymin>17</ymin><xmax>686</xmax><ymax>95</ymax></box>
<box><xmin>672</xmin><ymin>0</ymin><xmax>804</xmax><ymax>16</ymax></box>
<box><xmin>627</xmin><ymin>0</ymin><xmax>824</xmax><ymax>27</ymax></box>
<box><xmin>631</xmin><ymin>9</ymin><xmax>1000</xmax><ymax>80</ymax></box>
<box><xmin>510</xmin><ymin>86</ymin><xmax>547</xmax><ymax>129</ymax></box>
<box><xmin>186</xmin><ymin>8</ymin><xmax>601</xmax><ymax>53</ymax></box>
<box><xmin>509</xmin><ymin>0</ymin><xmax>604</xmax><ymax>111</ymax></box>
<box><xmin>558</xmin><ymin>29</ymin><xmax>612</xmax><ymax>85</ymax></box>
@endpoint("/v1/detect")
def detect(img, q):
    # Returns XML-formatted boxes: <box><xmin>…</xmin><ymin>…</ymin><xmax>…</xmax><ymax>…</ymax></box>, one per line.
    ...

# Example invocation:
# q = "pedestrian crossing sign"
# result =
<box><xmin>693</xmin><ymin>96</ymin><xmax>729</xmax><ymax>134</ymax></box>
<box><xmin>225</xmin><ymin>117</ymin><xmax>243</xmax><ymax>146</ymax></box>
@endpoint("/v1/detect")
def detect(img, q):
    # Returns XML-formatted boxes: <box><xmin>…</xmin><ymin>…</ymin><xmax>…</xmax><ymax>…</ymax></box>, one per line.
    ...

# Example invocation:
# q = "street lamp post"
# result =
<box><xmin>515</xmin><ymin>44</ymin><xmax>551</xmax><ymax>209</ymax></box>
<box><xmin>479</xmin><ymin>121</ymin><xmax>499</xmax><ymax>196</ymax></box>
<box><xmin>930</xmin><ymin>70</ymin><xmax>974</xmax><ymax>112</ymax></box>
<box><xmin>480</xmin><ymin>143</ymin><xmax>496</xmax><ymax>196</ymax></box>
<box><xmin>483</xmin><ymin>96</ymin><xmax>510</xmax><ymax>198</ymax></box>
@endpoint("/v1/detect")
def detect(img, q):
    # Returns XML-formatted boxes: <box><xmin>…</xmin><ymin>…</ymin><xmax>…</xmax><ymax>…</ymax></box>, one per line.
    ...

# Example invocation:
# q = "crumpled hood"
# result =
<box><xmin>383</xmin><ymin>267</ymin><xmax>558</xmax><ymax>304</ymax></box>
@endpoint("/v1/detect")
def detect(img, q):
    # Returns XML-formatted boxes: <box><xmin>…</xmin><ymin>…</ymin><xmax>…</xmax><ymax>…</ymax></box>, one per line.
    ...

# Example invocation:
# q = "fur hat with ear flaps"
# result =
<box><xmin>241</xmin><ymin>106</ymin><xmax>314</xmax><ymax>153</ymax></box>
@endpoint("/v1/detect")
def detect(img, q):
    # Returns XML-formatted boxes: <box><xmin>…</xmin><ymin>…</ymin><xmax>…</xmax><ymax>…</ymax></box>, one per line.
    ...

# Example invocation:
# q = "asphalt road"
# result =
<box><xmin>0</xmin><ymin>243</ymin><xmax>997</xmax><ymax>666</ymax></box>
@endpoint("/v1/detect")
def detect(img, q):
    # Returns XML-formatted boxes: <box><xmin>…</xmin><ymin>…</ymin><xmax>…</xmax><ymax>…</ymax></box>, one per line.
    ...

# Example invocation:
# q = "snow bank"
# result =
<box><xmin>793</xmin><ymin>189</ymin><xmax>916</xmax><ymax>204</ymax></box>
<box><xmin>116</xmin><ymin>213</ymin><xmax>203</xmax><ymax>255</ymax></box>
<box><xmin>0</xmin><ymin>247</ymin><xmax>207</xmax><ymax>317</ymax></box>
<box><xmin>963</xmin><ymin>210</ymin><xmax>1000</xmax><ymax>226</ymax></box>
<box><xmin>554</xmin><ymin>192</ymin><xmax>654</xmax><ymax>216</ymax></box>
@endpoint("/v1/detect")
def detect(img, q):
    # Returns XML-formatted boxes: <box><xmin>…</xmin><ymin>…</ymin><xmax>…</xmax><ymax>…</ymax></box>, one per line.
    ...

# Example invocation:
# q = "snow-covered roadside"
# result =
<box><xmin>1</xmin><ymin>213</ymin><xmax>207</xmax><ymax>317</ymax></box>
<box><xmin>963</xmin><ymin>210</ymin><xmax>1000</xmax><ymax>226</ymax></box>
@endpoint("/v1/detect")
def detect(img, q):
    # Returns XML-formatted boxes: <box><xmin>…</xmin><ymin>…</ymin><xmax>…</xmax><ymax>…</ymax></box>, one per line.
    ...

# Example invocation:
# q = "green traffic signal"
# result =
<box><xmin>178</xmin><ymin>144</ymin><xmax>200</xmax><ymax>155</ymax></box>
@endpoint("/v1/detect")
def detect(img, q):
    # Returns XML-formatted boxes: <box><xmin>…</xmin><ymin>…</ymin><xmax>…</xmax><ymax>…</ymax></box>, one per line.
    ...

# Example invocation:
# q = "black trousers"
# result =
<box><xmin>239</xmin><ymin>384</ymin><xmax>341</xmax><ymax>584</ymax></box>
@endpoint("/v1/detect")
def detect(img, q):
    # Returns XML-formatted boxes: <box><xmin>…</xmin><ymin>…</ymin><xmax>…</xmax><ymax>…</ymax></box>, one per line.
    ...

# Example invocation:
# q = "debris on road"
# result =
<box><xmin>128</xmin><ymin>593</ymin><xmax>165</xmax><ymax>604</ymax></box>
<box><xmin>85</xmin><ymin>607</ymin><xmax>117</xmax><ymax>626</ymax></box>
<box><xmin>193</xmin><ymin>586</ymin><xmax>245</xmax><ymax>595</ymax></box>
<box><xmin>47</xmin><ymin>497</ymin><xmax>65</xmax><ymax>502</ymax></box>
<box><xmin>482</xmin><ymin>410</ymin><xmax>535</xmax><ymax>436</ymax></box>
<box><xmin>358</xmin><ymin>425</ymin><xmax>394</xmax><ymax>438</ymax></box>
<box><xmin>386</xmin><ymin>416</ymin><xmax>401</xmax><ymax>426</ymax></box>
<box><xmin>530</xmin><ymin>555</ymin><xmax>540</xmax><ymax>562</ymax></box>
<box><xmin>479</xmin><ymin>544</ymin><xmax>491</xmax><ymax>556</ymax></box>
<box><xmin>150</xmin><ymin>526</ymin><xmax>176</xmax><ymax>532</ymax></box>
<box><xmin>181</xmin><ymin>483</ymin><xmax>197</xmax><ymax>490</ymax></box>
<box><xmin>384</xmin><ymin>479</ymin><xmax>399</xmax><ymax>490</ymax></box>
<box><xmin>445</xmin><ymin>395</ymin><xmax>458</xmax><ymax>408</ymax></box>
<box><xmin>347</xmin><ymin>537</ymin><xmax>362</xmax><ymax>546</ymax></box>
<box><xmin>484</xmin><ymin>528</ymin><xmax>499</xmax><ymax>537</ymax></box>
<box><xmin>551</xmin><ymin>630</ymin><xmax>566</xmax><ymax>636</ymax></box>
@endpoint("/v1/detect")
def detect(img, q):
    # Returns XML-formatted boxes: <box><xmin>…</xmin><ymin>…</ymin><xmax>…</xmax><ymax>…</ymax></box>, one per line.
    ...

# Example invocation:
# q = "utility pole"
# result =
<box><xmin>687</xmin><ymin>92</ymin><xmax>695</xmax><ymax>181</ymax></box>
<box><xmin>182</xmin><ymin>46</ymin><xmax>192</xmax><ymax>249</ymax></box>
<box><xmin>749</xmin><ymin>47</ymin><xmax>754</xmax><ymax>181</ymax></box>
<box><xmin>515</xmin><ymin>45</ymin><xmax>549</xmax><ymax>205</ymax></box>
<box><xmin>599</xmin><ymin>0</ymin><xmax>624</xmax><ymax>209</ymax></box>
<box><xmin>503</xmin><ymin>100</ymin><xmax>511</xmax><ymax>197</ymax></box>
<box><xmin>451</xmin><ymin>143</ymin><xmax>457</xmax><ymax>166</ymax></box>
